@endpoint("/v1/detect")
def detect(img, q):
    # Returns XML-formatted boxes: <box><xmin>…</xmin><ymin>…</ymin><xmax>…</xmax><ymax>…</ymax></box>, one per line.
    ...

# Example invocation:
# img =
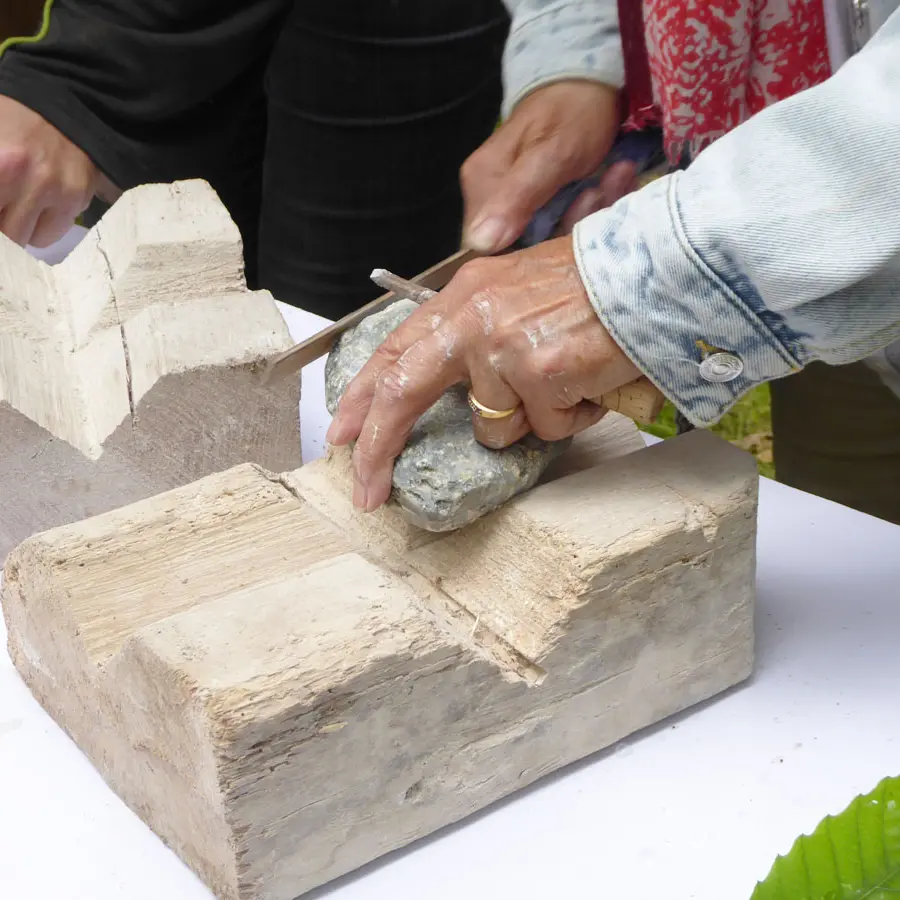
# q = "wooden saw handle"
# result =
<box><xmin>598</xmin><ymin>377</ymin><xmax>665</xmax><ymax>425</ymax></box>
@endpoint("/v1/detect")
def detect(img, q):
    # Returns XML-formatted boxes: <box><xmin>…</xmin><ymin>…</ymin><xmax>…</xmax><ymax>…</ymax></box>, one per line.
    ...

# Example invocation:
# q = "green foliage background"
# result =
<box><xmin>641</xmin><ymin>383</ymin><xmax>774</xmax><ymax>478</ymax></box>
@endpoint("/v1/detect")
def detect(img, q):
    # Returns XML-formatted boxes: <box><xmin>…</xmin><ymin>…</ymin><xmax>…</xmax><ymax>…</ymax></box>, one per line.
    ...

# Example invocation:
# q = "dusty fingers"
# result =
<box><xmin>466</xmin><ymin>349</ymin><xmax>530</xmax><ymax>450</ymax></box>
<box><xmin>328</xmin><ymin>240</ymin><xmax>632</xmax><ymax>514</ymax></box>
<box><xmin>347</xmin><ymin>316</ymin><xmax>472</xmax><ymax>511</ymax></box>
<box><xmin>326</xmin><ymin>294</ymin><xmax>455</xmax><ymax>446</ymax></box>
<box><xmin>329</xmin><ymin>258</ymin><xmax>523</xmax><ymax>510</ymax></box>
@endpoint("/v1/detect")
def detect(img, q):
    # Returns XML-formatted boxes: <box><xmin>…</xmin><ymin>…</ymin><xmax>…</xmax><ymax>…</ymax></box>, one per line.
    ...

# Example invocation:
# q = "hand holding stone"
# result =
<box><xmin>326</xmin><ymin>235</ymin><xmax>642</xmax><ymax>513</ymax></box>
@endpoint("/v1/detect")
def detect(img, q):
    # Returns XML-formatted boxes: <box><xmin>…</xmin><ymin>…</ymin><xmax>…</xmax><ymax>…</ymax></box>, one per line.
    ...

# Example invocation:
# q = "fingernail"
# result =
<box><xmin>327</xmin><ymin>417</ymin><xmax>350</xmax><ymax>445</ymax></box>
<box><xmin>466</xmin><ymin>216</ymin><xmax>511</xmax><ymax>253</ymax></box>
<box><xmin>352</xmin><ymin>480</ymin><xmax>367</xmax><ymax>511</ymax></box>
<box><xmin>364</xmin><ymin>469</ymin><xmax>393</xmax><ymax>513</ymax></box>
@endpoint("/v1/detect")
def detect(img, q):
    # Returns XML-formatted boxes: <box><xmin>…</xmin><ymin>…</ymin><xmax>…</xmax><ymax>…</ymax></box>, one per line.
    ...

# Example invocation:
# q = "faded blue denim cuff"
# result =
<box><xmin>502</xmin><ymin>0</ymin><xmax>624</xmax><ymax>119</ymax></box>
<box><xmin>573</xmin><ymin>175</ymin><xmax>806</xmax><ymax>427</ymax></box>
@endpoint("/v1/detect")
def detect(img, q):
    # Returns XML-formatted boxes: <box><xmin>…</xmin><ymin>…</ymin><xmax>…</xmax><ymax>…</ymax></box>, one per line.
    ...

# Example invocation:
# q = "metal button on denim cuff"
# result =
<box><xmin>699</xmin><ymin>352</ymin><xmax>744</xmax><ymax>383</ymax></box>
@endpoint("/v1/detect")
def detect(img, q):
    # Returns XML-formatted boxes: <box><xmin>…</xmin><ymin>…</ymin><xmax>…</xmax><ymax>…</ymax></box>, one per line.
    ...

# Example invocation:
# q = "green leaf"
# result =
<box><xmin>750</xmin><ymin>776</ymin><xmax>900</xmax><ymax>900</ymax></box>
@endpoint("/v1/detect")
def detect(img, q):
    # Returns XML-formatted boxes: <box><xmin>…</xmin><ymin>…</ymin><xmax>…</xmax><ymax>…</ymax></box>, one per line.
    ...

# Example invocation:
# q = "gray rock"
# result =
<box><xmin>324</xmin><ymin>300</ymin><xmax>570</xmax><ymax>532</ymax></box>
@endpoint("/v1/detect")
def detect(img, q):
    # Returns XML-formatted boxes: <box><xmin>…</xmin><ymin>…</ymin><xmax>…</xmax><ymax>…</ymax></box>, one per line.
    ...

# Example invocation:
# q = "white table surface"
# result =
<box><xmin>2</xmin><ymin>231</ymin><xmax>899</xmax><ymax>900</ymax></box>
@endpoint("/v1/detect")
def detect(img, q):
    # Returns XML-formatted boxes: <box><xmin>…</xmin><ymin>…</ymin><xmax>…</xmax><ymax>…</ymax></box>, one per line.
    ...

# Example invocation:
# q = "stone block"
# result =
<box><xmin>1</xmin><ymin>425</ymin><xmax>757</xmax><ymax>900</ymax></box>
<box><xmin>0</xmin><ymin>179</ymin><xmax>300</xmax><ymax>561</ymax></box>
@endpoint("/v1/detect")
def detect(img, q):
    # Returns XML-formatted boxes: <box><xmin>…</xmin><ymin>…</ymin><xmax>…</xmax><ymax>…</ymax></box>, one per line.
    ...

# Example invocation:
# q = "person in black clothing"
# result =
<box><xmin>0</xmin><ymin>0</ymin><xmax>509</xmax><ymax>318</ymax></box>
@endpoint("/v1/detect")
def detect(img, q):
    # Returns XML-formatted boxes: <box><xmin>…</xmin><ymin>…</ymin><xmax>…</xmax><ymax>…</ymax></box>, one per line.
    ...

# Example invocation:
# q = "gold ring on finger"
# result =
<box><xmin>467</xmin><ymin>389</ymin><xmax>520</xmax><ymax>420</ymax></box>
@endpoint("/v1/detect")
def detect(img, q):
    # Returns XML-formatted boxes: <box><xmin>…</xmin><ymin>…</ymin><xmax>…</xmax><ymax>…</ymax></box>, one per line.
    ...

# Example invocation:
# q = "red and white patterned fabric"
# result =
<box><xmin>619</xmin><ymin>0</ymin><xmax>833</xmax><ymax>162</ymax></box>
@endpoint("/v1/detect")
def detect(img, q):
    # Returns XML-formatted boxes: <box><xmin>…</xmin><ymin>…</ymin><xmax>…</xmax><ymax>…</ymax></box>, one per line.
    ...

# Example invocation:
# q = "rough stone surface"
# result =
<box><xmin>1</xmin><ymin>428</ymin><xmax>759</xmax><ymax>900</ymax></box>
<box><xmin>324</xmin><ymin>299</ymin><xmax>569</xmax><ymax>531</ymax></box>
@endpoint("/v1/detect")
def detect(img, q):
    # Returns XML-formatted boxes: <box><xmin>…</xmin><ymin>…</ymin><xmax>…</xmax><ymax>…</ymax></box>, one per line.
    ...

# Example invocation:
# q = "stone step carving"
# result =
<box><xmin>0</xmin><ymin>179</ymin><xmax>300</xmax><ymax>560</ymax></box>
<box><xmin>1</xmin><ymin>422</ymin><xmax>757</xmax><ymax>900</ymax></box>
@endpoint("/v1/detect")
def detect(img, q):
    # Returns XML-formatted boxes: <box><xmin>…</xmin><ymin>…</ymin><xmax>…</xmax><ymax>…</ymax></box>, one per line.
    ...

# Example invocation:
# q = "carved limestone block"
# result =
<box><xmin>1</xmin><ymin>423</ymin><xmax>756</xmax><ymax>900</ymax></box>
<box><xmin>0</xmin><ymin>179</ymin><xmax>300</xmax><ymax>560</ymax></box>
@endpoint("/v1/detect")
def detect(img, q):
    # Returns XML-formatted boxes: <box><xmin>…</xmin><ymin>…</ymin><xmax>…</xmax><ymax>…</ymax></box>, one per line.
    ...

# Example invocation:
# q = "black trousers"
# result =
<box><xmin>771</xmin><ymin>361</ymin><xmax>900</xmax><ymax>525</ymax></box>
<box><xmin>257</xmin><ymin>0</ymin><xmax>509</xmax><ymax>318</ymax></box>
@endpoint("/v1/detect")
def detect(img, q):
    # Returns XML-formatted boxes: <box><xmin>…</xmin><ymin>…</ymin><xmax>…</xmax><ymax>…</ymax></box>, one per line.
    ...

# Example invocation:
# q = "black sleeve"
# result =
<box><xmin>0</xmin><ymin>0</ymin><xmax>290</xmax><ymax>276</ymax></box>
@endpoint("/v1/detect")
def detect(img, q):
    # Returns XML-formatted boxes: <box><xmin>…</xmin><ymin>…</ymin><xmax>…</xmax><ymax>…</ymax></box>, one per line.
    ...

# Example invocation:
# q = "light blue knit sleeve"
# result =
<box><xmin>500</xmin><ymin>0</ymin><xmax>623</xmax><ymax>118</ymax></box>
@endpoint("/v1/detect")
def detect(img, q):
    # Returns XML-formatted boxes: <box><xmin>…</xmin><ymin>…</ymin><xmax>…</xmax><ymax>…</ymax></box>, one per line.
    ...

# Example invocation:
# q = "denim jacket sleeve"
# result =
<box><xmin>573</xmin><ymin>7</ymin><xmax>900</xmax><ymax>426</ymax></box>
<box><xmin>499</xmin><ymin>0</ymin><xmax>623</xmax><ymax>118</ymax></box>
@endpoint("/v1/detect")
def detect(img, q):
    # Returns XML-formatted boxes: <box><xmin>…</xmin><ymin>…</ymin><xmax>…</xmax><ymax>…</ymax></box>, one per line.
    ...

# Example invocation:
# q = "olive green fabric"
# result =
<box><xmin>771</xmin><ymin>361</ymin><xmax>900</xmax><ymax>525</ymax></box>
